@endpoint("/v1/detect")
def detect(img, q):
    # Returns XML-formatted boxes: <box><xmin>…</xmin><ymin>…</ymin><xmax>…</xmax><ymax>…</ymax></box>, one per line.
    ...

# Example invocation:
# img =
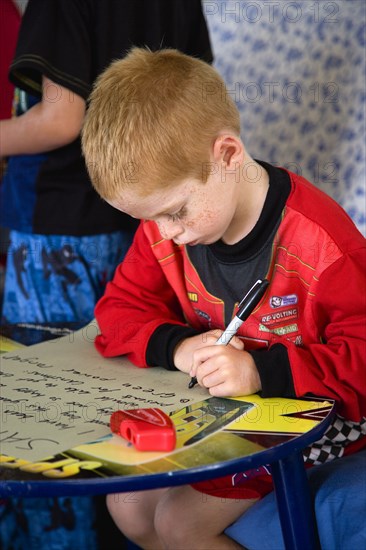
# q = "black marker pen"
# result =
<box><xmin>188</xmin><ymin>278</ymin><xmax>270</xmax><ymax>389</ymax></box>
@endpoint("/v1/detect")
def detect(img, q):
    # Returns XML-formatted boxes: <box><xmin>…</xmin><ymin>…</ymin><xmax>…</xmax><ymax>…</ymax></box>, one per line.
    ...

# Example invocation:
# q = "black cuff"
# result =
<box><xmin>146</xmin><ymin>323</ymin><xmax>200</xmax><ymax>370</ymax></box>
<box><xmin>249</xmin><ymin>344</ymin><xmax>295</xmax><ymax>397</ymax></box>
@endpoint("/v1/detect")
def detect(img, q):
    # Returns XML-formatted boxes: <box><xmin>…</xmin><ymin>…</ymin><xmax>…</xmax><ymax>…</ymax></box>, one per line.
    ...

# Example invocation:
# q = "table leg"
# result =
<box><xmin>271</xmin><ymin>452</ymin><xmax>320</xmax><ymax>550</ymax></box>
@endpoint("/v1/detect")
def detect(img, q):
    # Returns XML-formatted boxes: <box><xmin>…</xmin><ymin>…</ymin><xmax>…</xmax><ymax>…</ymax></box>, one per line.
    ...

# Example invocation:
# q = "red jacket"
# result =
<box><xmin>95</xmin><ymin>171</ymin><xmax>366</xmax><ymax>431</ymax></box>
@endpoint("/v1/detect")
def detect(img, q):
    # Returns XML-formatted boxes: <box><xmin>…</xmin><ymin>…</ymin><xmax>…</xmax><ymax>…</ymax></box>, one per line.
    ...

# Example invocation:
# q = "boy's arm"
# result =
<box><xmin>95</xmin><ymin>224</ymin><xmax>196</xmax><ymax>367</ymax></box>
<box><xmin>0</xmin><ymin>76</ymin><xmax>86</xmax><ymax>157</ymax></box>
<box><xmin>254</xmin><ymin>248</ymin><xmax>366</xmax><ymax>421</ymax></box>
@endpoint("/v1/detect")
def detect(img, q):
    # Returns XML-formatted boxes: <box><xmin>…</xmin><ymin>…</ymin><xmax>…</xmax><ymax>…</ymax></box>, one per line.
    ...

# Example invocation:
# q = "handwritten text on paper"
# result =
<box><xmin>0</xmin><ymin>323</ymin><xmax>207</xmax><ymax>461</ymax></box>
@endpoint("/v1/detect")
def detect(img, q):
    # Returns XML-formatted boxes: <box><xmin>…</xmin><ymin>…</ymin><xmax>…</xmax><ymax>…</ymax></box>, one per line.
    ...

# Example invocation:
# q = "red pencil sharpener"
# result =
<box><xmin>110</xmin><ymin>408</ymin><xmax>176</xmax><ymax>452</ymax></box>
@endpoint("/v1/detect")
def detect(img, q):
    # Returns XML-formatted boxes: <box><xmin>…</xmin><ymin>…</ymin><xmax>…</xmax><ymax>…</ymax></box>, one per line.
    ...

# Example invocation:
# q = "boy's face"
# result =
<box><xmin>109</xmin><ymin>170</ymin><xmax>239</xmax><ymax>246</ymax></box>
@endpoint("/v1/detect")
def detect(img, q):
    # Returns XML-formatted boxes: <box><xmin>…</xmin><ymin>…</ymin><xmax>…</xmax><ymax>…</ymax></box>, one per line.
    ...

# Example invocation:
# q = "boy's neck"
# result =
<box><xmin>222</xmin><ymin>158</ymin><xmax>269</xmax><ymax>245</ymax></box>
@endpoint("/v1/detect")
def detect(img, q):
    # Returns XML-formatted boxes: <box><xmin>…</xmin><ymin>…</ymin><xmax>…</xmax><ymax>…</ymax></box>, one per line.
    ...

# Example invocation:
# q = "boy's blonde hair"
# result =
<box><xmin>82</xmin><ymin>48</ymin><xmax>240</xmax><ymax>200</ymax></box>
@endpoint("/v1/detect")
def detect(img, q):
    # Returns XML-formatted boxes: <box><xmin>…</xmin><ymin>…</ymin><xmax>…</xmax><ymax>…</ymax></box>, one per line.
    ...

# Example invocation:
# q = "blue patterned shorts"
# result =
<box><xmin>0</xmin><ymin>229</ymin><xmax>134</xmax><ymax>549</ymax></box>
<box><xmin>1</xmin><ymin>229</ymin><xmax>134</xmax><ymax>324</ymax></box>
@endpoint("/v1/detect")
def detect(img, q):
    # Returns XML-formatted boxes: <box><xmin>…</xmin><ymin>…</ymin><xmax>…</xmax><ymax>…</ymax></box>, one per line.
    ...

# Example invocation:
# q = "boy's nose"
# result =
<box><xmin>157</xmin><ymin>220</ymin><xmax>184</xmax><ymax>241</ymax></box>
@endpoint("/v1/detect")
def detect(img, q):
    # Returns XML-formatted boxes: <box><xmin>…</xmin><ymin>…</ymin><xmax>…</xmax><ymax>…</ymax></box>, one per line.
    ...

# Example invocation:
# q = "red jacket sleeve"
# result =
<box><xmin>94</xmin><ymin>223</ymin><xmax>187</xmax><ymax>366</ymax></box>
<box><xmin>286</xmin><ymin>248</ymin><xmax>366</xmax><ymax>421</ymax></box>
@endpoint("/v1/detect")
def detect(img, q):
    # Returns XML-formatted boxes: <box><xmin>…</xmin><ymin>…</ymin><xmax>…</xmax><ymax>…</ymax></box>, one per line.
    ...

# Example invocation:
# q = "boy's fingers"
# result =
<box><xmin>192</xmin><ymin>345</ymin><xmax>220</xmax><ymax>369</ymax></box>
<box><xmin>191</xmin><ymin>347</ymin><xmax>226</xmax><ymax>383</ymax></box>
<box><xmin>201</xmin><ymin>329</ymin><xmax>223</xmax><ymax>345</ymax></box>
<box><xmin>203</xmin><ymin>331</ymin><xmax>244</xmax><ymax>350</ymax></box>
<box><xmin>209</xmin><ymin>381</ymin><xmax>236</xmax><ymax>397</ymax></box>
<box><xmin>229</xmin><ymin>335</ymin><xmax>244</xmax><ymax>350</ymax></box>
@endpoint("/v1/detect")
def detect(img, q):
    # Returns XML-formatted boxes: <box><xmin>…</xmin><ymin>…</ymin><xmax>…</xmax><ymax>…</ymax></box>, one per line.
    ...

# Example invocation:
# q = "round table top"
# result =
<box><xmin>0</xmin><ymin>395</ymin><xmax>335</xmax><ymax>497</ymax></box>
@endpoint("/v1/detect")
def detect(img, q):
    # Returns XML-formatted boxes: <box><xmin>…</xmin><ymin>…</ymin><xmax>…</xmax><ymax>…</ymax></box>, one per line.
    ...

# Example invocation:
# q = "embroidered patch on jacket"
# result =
<box><xmin>259</xmin><ymin>323</ymin><xmax>299</xmax><ymax>336</ymax></box>
<box><xmin>194</xmin><ymin>308</ymin><xmax>212</xmax><ymax>324</ymax></box>
<box><xmin>261</xmin><ymin>308</ymin><xmax>298</xmax><ymax>326</ymax></box>
<box><xmin>270</xmin><ymin>294</ymin><xmax>298</xmax><ymax>308</ymax></box>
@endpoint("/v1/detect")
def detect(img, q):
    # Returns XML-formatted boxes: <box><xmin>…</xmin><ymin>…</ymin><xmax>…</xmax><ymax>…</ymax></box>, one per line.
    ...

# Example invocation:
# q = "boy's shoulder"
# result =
<box><xmin>284</xmin><ymin>170</ymin><xmax>365</xmax><ymax>254</ymax></box>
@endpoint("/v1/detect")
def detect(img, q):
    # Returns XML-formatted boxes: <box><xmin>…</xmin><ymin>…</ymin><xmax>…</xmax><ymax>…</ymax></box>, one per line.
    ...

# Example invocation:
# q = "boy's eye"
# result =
<box><xmin>168</xmin><ymin>207</ymin><xmax>186</xmax><ymax>222</ymax></box>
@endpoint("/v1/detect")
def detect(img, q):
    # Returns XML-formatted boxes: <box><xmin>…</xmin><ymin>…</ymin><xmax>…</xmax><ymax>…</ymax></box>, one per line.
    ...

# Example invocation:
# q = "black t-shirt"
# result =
<box><xmin>6</xmin><ymin>0</ymin><xmax>213</xmax><ymax>235</ymax></box>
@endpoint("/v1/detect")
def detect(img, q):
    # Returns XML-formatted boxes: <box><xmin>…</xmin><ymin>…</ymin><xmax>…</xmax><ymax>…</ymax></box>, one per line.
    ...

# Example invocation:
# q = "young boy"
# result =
<box><xmin>82</xmin><ymin>48</ymin><xmax>366</xmax><ymax>549</ymax></box>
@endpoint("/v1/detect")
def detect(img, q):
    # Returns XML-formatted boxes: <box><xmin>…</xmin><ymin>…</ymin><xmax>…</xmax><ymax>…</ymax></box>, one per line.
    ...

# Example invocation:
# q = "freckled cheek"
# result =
<box><xmin>195</xmin><ymin>209</ymin><xmax>219</xmax><ymax>229</ymax></box>
<box><xmin>184</xmin><ymin>198</ymin><xmax>220</xmax><ymax>231</ymax></box>
<box><xmin>155</xmin><ymin>221</ymin><xmax>169</xmax><ymax>238</ymax></box>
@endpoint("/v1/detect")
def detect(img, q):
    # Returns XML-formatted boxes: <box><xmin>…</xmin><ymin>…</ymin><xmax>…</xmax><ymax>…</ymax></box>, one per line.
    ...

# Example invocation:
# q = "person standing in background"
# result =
<box><xmin>0</xmin><ymin>0</ymin><xmax>212</xmax><ymax>326</ymax></box>
<box><xmin>0</xmin><ymin>2</ymin><xmax>212</xmax><ymax>548</ymax></box>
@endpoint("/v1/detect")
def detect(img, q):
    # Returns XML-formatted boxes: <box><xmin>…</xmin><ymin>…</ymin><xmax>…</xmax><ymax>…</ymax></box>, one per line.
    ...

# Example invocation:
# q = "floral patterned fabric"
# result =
<box><xmin>203</xmin><ymin>0</ymin><xmax>365</xmax><ymax>234</ymax></box>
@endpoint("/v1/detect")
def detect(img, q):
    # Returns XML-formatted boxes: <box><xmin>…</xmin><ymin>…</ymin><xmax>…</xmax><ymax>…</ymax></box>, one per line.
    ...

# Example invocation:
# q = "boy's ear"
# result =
<box><xmin>212</xmin><ymin>134</ymin><xmax>244</xmax><ymax>168</ymax></box>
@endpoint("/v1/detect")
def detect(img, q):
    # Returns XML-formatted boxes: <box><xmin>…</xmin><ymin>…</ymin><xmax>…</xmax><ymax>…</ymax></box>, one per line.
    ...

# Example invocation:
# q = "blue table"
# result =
<box><xmin>0</xmin><ymin>394</ymin><xmax>335</xmax><ymax>550</ymax></box>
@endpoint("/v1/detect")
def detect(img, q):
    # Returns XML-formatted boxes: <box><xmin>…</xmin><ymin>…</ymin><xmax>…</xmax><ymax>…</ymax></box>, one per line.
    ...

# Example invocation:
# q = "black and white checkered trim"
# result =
<box><xmin>303</xmin><ymin>415</ymin><xmax>366</xmax><ymax>465</ymax></box>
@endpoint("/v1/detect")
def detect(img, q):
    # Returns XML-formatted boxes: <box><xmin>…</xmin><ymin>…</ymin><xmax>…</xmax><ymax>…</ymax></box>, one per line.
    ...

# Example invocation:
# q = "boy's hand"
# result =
<box><xmin>190</xmin><ymin>345</ymin><xmax>261</xmax><ymax>397</ymax></box>
<box><xmin>173</xmin><ymin>330</ymin><xmax>244</xmax><ymax>374</ymax></box>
